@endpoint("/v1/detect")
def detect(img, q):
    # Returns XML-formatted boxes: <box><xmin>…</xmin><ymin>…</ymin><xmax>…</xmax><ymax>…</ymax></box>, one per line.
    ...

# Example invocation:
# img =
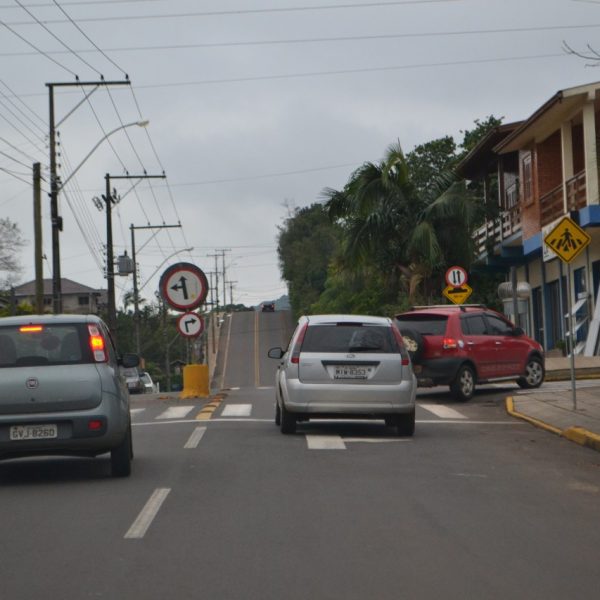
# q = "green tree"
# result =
<box><xmin>0</xmin><ymin>218</ymin><xmax>26</xmax><ymax>288</ymax></box>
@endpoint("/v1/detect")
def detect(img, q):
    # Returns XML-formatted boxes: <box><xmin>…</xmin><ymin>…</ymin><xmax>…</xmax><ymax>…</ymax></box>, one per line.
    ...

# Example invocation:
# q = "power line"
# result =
<box><xmin>0</xmin><ymin>0</ymin><xmax>166</xmax><ymax>7</ymax></box>
<box><xmin>0</xmin><ymin>135</ymin><xmax>42</xmax><ymax>162</ymax></box>
<box><xmin>2</xmin><ymin>1</ymin><xmax>463</xmax><ymax>25</ymax></box>
<box><xmin>0</xmin><ymin>79</ymin><xmax>47</xmax><ymax>130</ymax></box>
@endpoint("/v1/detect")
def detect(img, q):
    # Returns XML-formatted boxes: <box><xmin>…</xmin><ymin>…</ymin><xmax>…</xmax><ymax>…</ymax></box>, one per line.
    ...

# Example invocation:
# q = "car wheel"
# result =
<box><xmin>396</xmin><ymin>410</ymin><xmax>415</xmax><ymax>437</ymax></box>
<box><xmin>450</xmin><ymin>364</ymin><xmax>475</xmax><ymax>401</ymax></box>
<box><xmin>279</xmin><ymin>402</ymin><xmax>296</xmax><ymax>434</ymax></box>
<box><xmin>398</xmin><ymin>327</ymin><xmax>424</xmax><ymax>363</ymax></box>
<box><xmin>111</xmin><ymin>424</ymin><xmax>132</xmax><ymax>477</ymax></box>
<box><xmin>275</xmin><ymin>401</ymin><xmax>281</xmax><ymax>426</ymax></box>
<box><xmin>517</xmin><ymin>357</ymin><xmax>544</xmax><ymax>389</ymax></box>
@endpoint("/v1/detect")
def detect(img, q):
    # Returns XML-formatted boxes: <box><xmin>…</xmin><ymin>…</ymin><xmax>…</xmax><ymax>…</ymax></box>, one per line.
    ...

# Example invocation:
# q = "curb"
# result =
<box><xmin>505</xmin><ymin>396</ymin><xmax>600</xmax><ymax>453</ymax></box>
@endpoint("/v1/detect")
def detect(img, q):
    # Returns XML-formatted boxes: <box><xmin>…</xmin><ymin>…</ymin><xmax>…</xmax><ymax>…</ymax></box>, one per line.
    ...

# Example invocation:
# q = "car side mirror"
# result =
<box><xmin>120</xmin><ymin>353</ymin><xmax>140</xmax><ymax>368</ymax></box>
<box><xmin>268</xmin><ymin>347</ymin><xmax>284</xmax><ymax>359</ymax></box>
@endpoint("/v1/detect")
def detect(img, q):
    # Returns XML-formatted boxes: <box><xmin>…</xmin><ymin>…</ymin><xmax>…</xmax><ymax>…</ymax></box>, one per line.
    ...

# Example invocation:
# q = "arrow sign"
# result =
<box><xmin>177</xmin><ymin>312</ymin><xmax>205</xmax><ymax>338</ymax></box>
<box><xmin>160</xmin><ymin>262</ymin><xmax>209</xmax><ymax>311</ymax></box>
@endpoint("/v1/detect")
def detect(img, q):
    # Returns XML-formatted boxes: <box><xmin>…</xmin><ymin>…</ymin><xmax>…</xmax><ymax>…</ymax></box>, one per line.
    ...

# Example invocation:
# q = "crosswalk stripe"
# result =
<box><xmin>306</xmin><ymin>434</ymin><xmax>346</xmax><ymax>450</ymax></box>
<box><xmin>156</xmin><ymin>406</ymin><xmax>194</xmax><ymax>420</ymax></box>
<box><xmin>130</xmin><ymin>408</ymin><xmax>145</xmax><ymax>415</ymax></box>
<box><xmin>420</xmin><ymin>404</ymin><xmax>467</xmax><ymax>419</ymax></box>
<box><xmin>221</xmin><ymin>404</ymin><xmax>252</xmax><ymax>417</ymax></box>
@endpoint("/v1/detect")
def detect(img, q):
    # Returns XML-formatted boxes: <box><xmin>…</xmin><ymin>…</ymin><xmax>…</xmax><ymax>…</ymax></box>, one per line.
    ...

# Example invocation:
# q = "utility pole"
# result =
<box><xmin>217</xmin><ymin>249</ymin><xmax>231</xmax><ymax>311</ymax></box>
<box><xmin>33</xmin><ymin>163</ymin><xmax>43</xmax><ymax>314</ymax></box>
<box><xmin>102</xmin><ymin>173</ymin><xmax>166</xmax><ymax>342</ymax></box>
<box><xmin>47</xmin><ymin>79</ymin><xmax>130</xmax><ymax>314</ymax></box>
<box><xmin>130</xmin><ymin>221</ymin><xmax>180</xmax><ymax>355</ymax></box>
<box><xmin>207</xmin><ymin>254</ymin><xmax>220</xmax><ymax>315</ymax></box>
<box><xmin>227</xmin><ymin>280</ymin><xmax>237</xmax><ymax>309</ymax></box>
<box><xmin>207</xmin><ymin>271</ymin><xmax>216</xmax><ymax>354</ymax></box>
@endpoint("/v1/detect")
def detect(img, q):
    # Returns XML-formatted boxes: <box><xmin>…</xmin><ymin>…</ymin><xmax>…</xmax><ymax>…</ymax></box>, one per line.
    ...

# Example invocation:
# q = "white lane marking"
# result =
<box><xmin>130</xmin><ymin>408</ymin><xmax>145</xmax><ymax>415</ymax></box>
<box><xmin>343</xmin><ymin>438</ymin><xmax>412</xmax><ymax>443</ymax></box>
<box><xmin>420</xmin><ymin>404</ymin><xmax>467</xmax><ymax>419</ymax></box>
<box><xmin>124</xmin><ymin>488</ymin><xmax>171</xmax><ymax>539</ymax></box>
<box><xmin>184</xmin><ymin>426</ymin><xmax>207</xmax><ymax>449</ymax></box>
<box><xmin>257</xmin><ymin>386</ymin><xmax>274</xmax><ymax>390</ymax></box>
<box><xmin>156</xmin><ymin>406</ymin><xmax>194</xmax><ymax>420</ymax></box>
<box><xmin>306</xmin><ymin>434</ymin><xmax>347</xmax><ymax>450</ymax></box>
<box><xmin>221</xmin><ymin>404</ymin><xmax>252</xmax><ymax>417</ymax></box>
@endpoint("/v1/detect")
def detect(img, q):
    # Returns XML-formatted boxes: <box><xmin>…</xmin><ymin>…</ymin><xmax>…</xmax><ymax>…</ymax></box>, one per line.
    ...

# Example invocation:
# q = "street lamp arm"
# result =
<box><xmin>59</xmin><ymin>120</ymin><xmax>149</xmax><ymax>189</ymax></box>
<box><xmin>138</xmin><ymin>247</ymin><xmax>194</xmax><ymax>293</ymax></box>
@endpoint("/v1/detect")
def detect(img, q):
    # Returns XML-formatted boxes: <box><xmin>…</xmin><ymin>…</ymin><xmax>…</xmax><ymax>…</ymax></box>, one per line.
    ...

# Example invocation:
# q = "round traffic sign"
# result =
<box><xmin>159</xmin><ymin>262</ymin><xmax>209</xmax><ymax>311</ymax></box>
<box><xmin>445</xmin><ymin>265</ymin><xmax>468</xmax><ymax>288</ymax></box>
<box><xmin>176</xmin><ymin>312</ymin><xmax>205</xmax><ymax>338</ymax></box>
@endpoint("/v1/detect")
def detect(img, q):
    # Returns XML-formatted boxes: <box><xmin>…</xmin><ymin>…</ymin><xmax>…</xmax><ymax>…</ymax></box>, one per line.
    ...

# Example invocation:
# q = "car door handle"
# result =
<box><xmin>495</xmin><ymin>341</ymin><xmax>502</xmax><ymax>345</ymax></box>
<box><xmin>466</xmin><ymin>341</ymin><xmax>475</xmax><ymax>346</ymax></box>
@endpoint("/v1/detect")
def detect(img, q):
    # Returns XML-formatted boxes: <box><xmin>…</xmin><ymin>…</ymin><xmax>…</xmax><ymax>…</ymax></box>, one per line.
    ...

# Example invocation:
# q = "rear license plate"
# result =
<box><xmin>334</xmin><ymin>366</ymin><xmax>372</xmax><ymax>379</ymax></box>
<box><xmin>10</xmin><ymin>424</ymin><xmax>58</xmax><ymax>441</ymax></box>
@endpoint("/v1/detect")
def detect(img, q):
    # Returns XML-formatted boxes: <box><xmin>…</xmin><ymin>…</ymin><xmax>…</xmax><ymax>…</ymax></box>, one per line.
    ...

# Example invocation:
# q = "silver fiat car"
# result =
<box><xmin>0</xmin><ymin>314</ymin><xmax>138</xmax><ymax>476</ymax></box>
<box><xmin>268</xmin><ymin>314</ymin><xmax>417</xmax><ymax>435</ymax></box>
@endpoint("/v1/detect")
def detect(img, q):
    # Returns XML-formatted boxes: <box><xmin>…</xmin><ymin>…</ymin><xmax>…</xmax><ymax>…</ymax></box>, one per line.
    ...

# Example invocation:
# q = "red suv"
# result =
<box><xmin>395</xmin><ymin>305</ymin><xmax>544</xmax><ymax>401</ymax></box>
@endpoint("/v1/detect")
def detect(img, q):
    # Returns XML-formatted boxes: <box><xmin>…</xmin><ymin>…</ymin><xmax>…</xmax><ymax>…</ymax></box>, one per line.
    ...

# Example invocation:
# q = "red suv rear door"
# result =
<box><xmin>460</xmin><ymin>314</ymin><xmax>503</xmax><ymax>379</ymax></box>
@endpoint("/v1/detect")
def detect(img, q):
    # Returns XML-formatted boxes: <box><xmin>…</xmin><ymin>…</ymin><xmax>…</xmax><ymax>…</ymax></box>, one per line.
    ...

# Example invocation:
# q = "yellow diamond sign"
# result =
<box><xmin>443</xmin><ymin>284</ymin><xmax>472</xmax><ymax>305</ymax></box>
<box><xmin>543</xmin><ymin>216</ymin><xmax>591</xmax><ymax>264</ymax></box>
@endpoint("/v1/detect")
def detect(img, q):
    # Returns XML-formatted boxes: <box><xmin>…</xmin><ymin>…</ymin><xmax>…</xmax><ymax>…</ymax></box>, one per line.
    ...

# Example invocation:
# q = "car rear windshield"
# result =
<box><xmin>301</xmin><ymin>324</ymin><xmax>399</xmax><ymax>353</ymax></box>
<box><xmin>0</xmin><ymin>323</ymin><xmax>92</xmax><ymax>368</ymax></box>
<box><xmin>395</xmin><ymin>315</ymin><xmax>448</xmax><ymax>336</ymax></box>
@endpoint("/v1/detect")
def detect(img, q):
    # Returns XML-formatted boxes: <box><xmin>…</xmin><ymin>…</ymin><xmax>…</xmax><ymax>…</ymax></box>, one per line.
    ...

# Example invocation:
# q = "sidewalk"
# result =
<box><xmin>506</xmin><ymin>356</ymin><xmax>600</xmax><ymax>453</ymax></box>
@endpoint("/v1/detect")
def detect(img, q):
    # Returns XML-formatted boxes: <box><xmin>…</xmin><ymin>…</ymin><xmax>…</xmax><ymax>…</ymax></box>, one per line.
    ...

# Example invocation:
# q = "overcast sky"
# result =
<box><xmin>2</xmin><ymin>0</ymin><xmax>600</xmax><ymax>310</ymax></box>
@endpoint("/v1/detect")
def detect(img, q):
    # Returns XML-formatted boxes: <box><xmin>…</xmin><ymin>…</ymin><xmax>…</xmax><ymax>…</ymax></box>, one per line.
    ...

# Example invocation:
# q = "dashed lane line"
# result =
<box><xmin>124</xmin><ymin>488</ymin><xmax>171</xmax><ymax>540</ymax></box>
<box><xmin>184</xmin><ymin>426</ymin><xmax>207</xmax><ymax>449</ymax></box>
<box><xmin>306</xmin><ymin>434</ymin><xmax>347</xmax><ymax>450</ymax></box>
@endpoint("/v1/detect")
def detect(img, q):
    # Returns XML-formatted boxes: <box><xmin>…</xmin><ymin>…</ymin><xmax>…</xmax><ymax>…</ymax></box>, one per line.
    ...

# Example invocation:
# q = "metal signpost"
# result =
<box><xmin>443</xmin><ymin>265</ymin><xmax>472</xmax><ymax>305</ymax></box>
<box><xmin>543</xmin><ymin>216</ymin><xmax>591</xmax><ymax>409</ymax></box>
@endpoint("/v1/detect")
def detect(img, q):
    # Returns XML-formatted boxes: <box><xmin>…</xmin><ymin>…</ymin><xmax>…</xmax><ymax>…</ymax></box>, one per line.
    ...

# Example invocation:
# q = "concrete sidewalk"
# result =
<box><xmin>506</xmin><ymin>356</ymin><xmax>600</xmax><ymax>453</ymax></box>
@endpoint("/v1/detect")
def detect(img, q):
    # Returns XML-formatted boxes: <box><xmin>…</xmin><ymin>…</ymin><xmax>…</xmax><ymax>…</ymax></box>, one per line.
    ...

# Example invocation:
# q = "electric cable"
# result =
<box><xmin>0</xmin><ymin>79</ymin><xmax>46</xmax><ymax>134</ymax></box>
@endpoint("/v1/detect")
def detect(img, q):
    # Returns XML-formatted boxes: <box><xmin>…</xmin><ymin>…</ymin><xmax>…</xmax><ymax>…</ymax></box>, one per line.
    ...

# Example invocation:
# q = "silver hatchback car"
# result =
<box><xmin>268</xmin><ymin>314</ymin><xmax>417</xmax><ymax>435</ymax></box>
<box><xmin>0</xmin><ymin>314</ymin><xmax>139</xmax><ymax>476</ymax></box>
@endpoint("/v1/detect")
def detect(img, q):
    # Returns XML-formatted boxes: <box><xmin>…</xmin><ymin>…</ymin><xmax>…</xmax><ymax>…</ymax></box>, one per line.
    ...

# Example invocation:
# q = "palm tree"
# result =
<box><xmin>322</xmin><ymin>142</ymin><xmax>476</xmax><ymax>302</ymax></box>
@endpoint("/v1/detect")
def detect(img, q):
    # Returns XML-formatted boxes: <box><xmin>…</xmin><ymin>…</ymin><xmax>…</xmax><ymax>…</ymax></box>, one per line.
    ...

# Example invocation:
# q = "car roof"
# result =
<box><xmin>396</xmin><ymin>306</ymin><xmax>489</xmax><ymax>318</ymax></box>
<box><xmin>0</xmin><ymin>314</ymin><xmax>104</xmax><ymax>326</ymax></box>
<box><xmin>303</xmin><ymin>314</ymin><xmax>392</xmax><ymax>326</ymax></box>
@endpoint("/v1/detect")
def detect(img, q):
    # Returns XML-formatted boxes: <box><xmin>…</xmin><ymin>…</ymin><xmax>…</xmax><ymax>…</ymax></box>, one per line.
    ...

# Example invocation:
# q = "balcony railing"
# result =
<box><xmin>540</xmin><ymin>184</ymin><xmax>564</xmax><ymax>227</ymax></box>
<box><xmin>474</xmin><ymin>206</ymin><xmax>521</xmax><ymax>257</ymax></box>
<box><xmin>566</xmin><ymin>170</ymin><xmax>586</xmax><ymax>211</ymax></box>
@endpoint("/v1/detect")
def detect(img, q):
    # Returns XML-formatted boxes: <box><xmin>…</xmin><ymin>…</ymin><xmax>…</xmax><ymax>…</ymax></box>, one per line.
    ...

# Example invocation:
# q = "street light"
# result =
<box><xmin>50</xmin><ymin>118</ymin><xmax>149</xmax><ymax>313</ymax></box>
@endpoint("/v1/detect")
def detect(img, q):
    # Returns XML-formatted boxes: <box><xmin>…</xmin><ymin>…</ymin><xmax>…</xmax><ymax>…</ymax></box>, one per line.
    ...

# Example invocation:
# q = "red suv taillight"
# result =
<box><xmin>392</xmin><ymin>324</ymin><xmax>410</xmax><ymax>366</ymax></box>
<box><xmin>443</xmin><ymin>338</ymin><xmax>458</xmax><ymax>350</ymax></box>
<box><xmin>87</xmin><ymin>325</ymin><xmax>107</xmax><ymax>362</ymax></box>
<box><xmin>290</xmin><ymin>322</ymin><xmax>308</xmax><ymax>364</ymax></box>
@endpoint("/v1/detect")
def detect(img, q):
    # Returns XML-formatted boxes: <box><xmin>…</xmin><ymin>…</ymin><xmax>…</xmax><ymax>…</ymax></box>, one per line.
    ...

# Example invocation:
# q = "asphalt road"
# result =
<box><xmin>1</xmin><ymin>311</ymin><xmax>600</xmax><ymax>599</ymax></box>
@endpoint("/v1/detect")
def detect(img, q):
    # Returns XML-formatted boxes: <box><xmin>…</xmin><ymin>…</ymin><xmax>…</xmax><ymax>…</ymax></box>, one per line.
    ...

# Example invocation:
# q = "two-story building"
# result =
<box><xmin>458</xmin><ymin>81</ymin><xmax>600</xmax><ymax>355</ymax></box>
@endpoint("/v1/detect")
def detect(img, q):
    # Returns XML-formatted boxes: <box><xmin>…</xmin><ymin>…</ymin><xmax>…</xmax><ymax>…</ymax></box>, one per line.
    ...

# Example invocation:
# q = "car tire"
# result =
<box><xmin>395</xmin><ymin>410</ymin><xmax>415</xmax><ymax>437</ymax></box>
<box><xmin>279</xmin><ymin>402</ymin><xmax>296</xmax><ymax>434</ymax></box>
<box><xmin>517</xmin><ymin>356</ymin><xmax>544</xmax><ymax>389</ymax></box>
<box><xmin>398</xmin><ymin>327</ymin><xmax>424</xmax><ymax>363</ymax></box>
<box><xmin>450</xmin><ymin>364</ymin><xmax>475</xmax><ymax>401</ymax></box>
<box><xmin>111</xmin><ymin>424</ymin><xmax>132</xmax><ymax>477</ymax></box>
<box><xmin>275</xmin><ymin>401</ymin><xmax>281</xmax><ymax>426</ymax></box>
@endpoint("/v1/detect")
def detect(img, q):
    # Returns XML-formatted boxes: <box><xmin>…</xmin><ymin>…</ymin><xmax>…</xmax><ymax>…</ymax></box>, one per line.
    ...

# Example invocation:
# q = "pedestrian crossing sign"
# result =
<box><xmin>543</xmin><ymin>216</ymin><xmax>591</xmax><ymax>264</ymax></box>
<box><xmin>443</xmin><ymin>284</ymin><xmax>473</xmax><ymax>305</ymax></box>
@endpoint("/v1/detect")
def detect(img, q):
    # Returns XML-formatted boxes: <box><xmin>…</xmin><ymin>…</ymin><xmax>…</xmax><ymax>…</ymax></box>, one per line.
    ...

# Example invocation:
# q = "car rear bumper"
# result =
<box><xmin>0</xmin><ymin>395</ymin><xmax>129</xmax><ymax>459</ymax></box>
<box><xmin>413</xmin><ymin>357</ymin><xmax>464</xmax><ymax>386</ymax></box>
<box><xmin>282</xmin><ymin>377</ymin><xmax>416</xmax><ymax>414</ymax></box>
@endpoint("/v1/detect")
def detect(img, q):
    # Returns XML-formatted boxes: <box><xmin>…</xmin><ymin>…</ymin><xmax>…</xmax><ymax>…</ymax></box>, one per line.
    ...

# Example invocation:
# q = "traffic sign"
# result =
<box><xmin>159</xmin><ymin>262</ymin><xmax>209</xmax><ymax>311</ymax></box>
<box><xmin>176</xmin><ymin>312</ymin><xmax>205</xmax><ymax>338</ymax></box>
<box><xmin>443</xmin><ymin>284</ymin><xmax>473</xmax><ymax>305</ymax></box>
<box><xmin>445</xmin><ymin>265</ymin><xmax>468</xmax><ymax>288</ymax></box>
<box><xmin>543</xmin><ymin>216</ymin><xmax>591</xmax><ymax>264</ymax></box>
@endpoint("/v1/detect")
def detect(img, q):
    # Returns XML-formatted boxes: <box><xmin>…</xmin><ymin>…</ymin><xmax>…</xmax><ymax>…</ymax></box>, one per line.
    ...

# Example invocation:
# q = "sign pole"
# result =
<box><xmin>566</xmin><ymin>261</ymin><xmax>577</xmax><ymax>410</ymax></box>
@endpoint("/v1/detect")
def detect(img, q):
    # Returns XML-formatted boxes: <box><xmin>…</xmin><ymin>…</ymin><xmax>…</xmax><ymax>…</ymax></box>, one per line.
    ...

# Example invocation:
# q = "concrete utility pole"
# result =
<box><xmin>32</xmin><ymin>163</ymin><xmax>43</xmax><ymax>314</ymax></box>
<box><xmin>130</xmin><ymin>221</ymin><xmax>179</xmax><ymax>354</ymax></box>
<box><xmin>103</xmin><ymin>173</ymin><xmax>165</xmax><ymax>341</ymax></box>
<box><xmin>47</xmin><ymin>79</ymin><xmax>130</xmax><ymax>313</ymax></box>
<box><xmin>227</xmin><ymin>280</ymin><xmax>237</xmax><ymax>308</ymax></box>
<box><xmin>217</xmin><ymin>249</ymin><xmax>231</xmax><ymax>310</ymax></box>
<box><xmin>207</xmin><ymin>254</ymin><xmax>220</xmax><ymax>314</ymax></box>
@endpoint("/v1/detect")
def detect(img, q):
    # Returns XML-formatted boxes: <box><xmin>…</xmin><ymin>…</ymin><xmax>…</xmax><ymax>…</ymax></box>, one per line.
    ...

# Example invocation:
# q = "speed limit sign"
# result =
<box><xmin>445</xmin><ymin>266</ymin><xmax>468</xmax><ymax>288</ymax></box>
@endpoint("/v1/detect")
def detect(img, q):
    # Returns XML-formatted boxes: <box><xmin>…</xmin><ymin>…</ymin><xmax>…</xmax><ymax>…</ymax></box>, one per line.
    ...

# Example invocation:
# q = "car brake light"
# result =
<box><xmin>19</xmin><ymin>325</ymin><xmax>43</xmax><ymax>333</ymax></box>
<box><xmin>290</xmin><ymin>322</ymin><xmax>308</xmax><ymax>364</ymax></box>
<box><xmin>391</xmin><ymin>324</ymin><xmax>410</xmax><ymax>366</ymax></box>
<box><xmin>88</xmin><ymin>325</ymin><xmax>107</xmax><ymax>362</ymax></box>
<box><xmin>443</xmin><ymin>338</ymin><xmax>458</xmax><ymax>349</ymax></box>
<box><xmin>88</xmin><ymin>419</ymin><xmax>103</xmax><ymax>431</ymax></box>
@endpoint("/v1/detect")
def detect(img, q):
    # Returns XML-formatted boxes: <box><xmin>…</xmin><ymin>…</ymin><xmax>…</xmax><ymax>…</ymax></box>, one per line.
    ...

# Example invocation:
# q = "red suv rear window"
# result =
<box><xmin>395</xmin><ymin>316</ymin><xmax>448</xmax><ymax>336</ymax></box>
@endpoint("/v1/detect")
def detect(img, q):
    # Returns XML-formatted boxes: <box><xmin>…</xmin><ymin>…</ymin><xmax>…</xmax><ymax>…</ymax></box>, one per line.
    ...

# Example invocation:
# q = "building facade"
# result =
<box><xmin>458</xmin><ymin>81</ymin><xmax>600</xmax><ymax>355</ymax></box>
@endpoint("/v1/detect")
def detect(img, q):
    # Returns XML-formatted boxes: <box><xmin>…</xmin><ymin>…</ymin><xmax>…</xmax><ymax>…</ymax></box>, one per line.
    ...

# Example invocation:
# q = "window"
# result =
<box><xmin>521</xmin><ymin>152</ymin><xmax>533</xmax><ymax>204</ymax></box>
<box><xmin>485</xmin><ymin>314</ymin><xmax>514</xmax><ymax>336</ymax></box>
<box><xmin>395</xmin><ymin>316</ymin><xmax>448</xmax><ymax>336</ymax></box>
<box><xmin>43</xmin><ymin>297</ymin><xmax>52</xmax><ymax>306</ymax></box>
<box><xmin>78</xmin><ymin>296</ymin><xmax>89</xmax><ymax>306</ymax></box>
<box><xmin>302</xmin><ymin>324</ymin><xmax>398</xmax><ymax>353</ymax></box>
<box><xmin>461</xmin><ymin>315</ymin><xmax>487</xmax><ymax>335</ymax></box>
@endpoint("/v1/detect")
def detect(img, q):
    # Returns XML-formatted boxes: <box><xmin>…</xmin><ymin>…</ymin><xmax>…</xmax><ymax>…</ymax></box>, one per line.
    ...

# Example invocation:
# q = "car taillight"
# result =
<box><xmin>443</xmin><ymin>338</ymin><xmax>458</xmax><ymax>350</ymax></box>
<box><xmin>391</xmin><ymin>324</ymin><xmax>410</xmax><ymax>366</ymax></box>
<box><xmin>88</xmin><ymin>325</ymin><xmax>107</xmax><ymax>362</ymax></box>
<box><xmin>290</xmin><ymin>322</ymin><xmax>308</xmax><ymax>364</ymax></box>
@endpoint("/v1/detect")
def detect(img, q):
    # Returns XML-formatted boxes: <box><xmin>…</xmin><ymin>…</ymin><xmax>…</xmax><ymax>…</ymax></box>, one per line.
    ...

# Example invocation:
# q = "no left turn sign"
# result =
<box><xmin>160</xmin><ymin>262</ymin><xmax>209</xmax><ymax>311</ymax></box>
<box><xmin>177</xmin><ymin>312</ymin><xmax>205</xmax><ymax>338</ymax></box>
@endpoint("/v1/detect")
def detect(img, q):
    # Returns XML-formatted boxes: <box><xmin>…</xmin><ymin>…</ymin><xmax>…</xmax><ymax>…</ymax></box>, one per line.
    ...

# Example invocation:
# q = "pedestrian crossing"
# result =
<box><xmin>131</xmin><ymin>402</ymin><xmax>474</xmax><ymax>422</ymax></box>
